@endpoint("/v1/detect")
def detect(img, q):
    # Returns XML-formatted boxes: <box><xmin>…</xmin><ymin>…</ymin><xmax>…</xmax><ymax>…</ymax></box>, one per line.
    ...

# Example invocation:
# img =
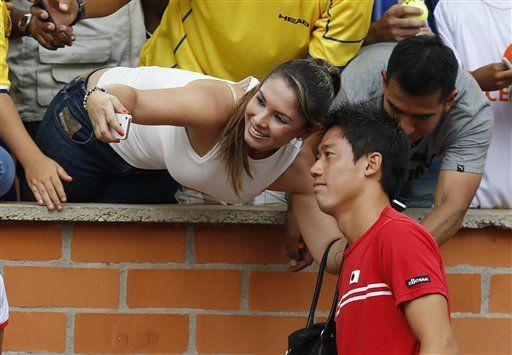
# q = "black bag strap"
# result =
<box><xmin>306</xmin><ymin>238</ymin><xmax>342</xmax><ymax>327</ymax></box>
<box><xmin>323</xmin><ymin>242</ymin><xmax>349</xmax><ymax>336</ymax></box>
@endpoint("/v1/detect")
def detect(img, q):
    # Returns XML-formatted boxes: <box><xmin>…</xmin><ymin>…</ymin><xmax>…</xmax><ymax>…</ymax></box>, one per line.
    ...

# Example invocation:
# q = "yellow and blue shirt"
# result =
<box><xmin>0</xmin><ymin>0</ymin><xmax>11</xmax><ymax>93</ymax></box>
<box><xmin>139</xmin><ymin>0</ymin><xmax>373</xmax><ymax>81</ymax></box>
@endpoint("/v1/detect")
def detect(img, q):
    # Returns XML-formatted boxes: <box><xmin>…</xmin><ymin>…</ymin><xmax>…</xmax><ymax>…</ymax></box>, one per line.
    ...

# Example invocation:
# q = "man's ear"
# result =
<box><xmin>381</xmin><ymin>70</ymin><xmax>388</xmax><ymax>91</ymax></box>
<box><xmin>443</xmin><ymin>90</ymin><xmax>457</xmax><ymax>113</ymax></box>
<box><xmin>364</xmin><ymin>152</ymin><xmax>383</xmax><ymax>177</ymax></box>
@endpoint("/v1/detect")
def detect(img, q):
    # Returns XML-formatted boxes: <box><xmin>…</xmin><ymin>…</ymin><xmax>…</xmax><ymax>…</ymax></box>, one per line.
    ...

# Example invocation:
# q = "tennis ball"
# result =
<box><xmin>401</xmin><ymin>0</ymin><xmax>429</xmax><ymax>20</ymax></box>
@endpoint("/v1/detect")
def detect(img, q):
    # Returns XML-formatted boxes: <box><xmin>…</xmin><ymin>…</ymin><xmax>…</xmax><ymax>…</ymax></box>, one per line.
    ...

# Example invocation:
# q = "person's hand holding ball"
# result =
<box><xmin>401</xmin><ymin>0</ymin><xmax>429</xmax><ymax>20</ymax></box>
<box><xmin>365</xmin><ymin>0</ymin><xmax>432</xmax><ymax>45</ymax></box>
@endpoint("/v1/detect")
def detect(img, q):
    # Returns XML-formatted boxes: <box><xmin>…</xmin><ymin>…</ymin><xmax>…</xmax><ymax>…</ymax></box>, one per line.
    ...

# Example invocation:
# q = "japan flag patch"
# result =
<box><xmin>349</xmin><ymin>270</ymin><xmax>360</xmax><ymax>284</ymax></box>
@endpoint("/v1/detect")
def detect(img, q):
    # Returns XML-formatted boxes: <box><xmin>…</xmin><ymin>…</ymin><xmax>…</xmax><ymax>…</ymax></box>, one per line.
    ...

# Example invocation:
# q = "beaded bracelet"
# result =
<box><xmin>83</xmin><ymin>87</ymin><xmax>108</xmax><ymax>110</ymax></box>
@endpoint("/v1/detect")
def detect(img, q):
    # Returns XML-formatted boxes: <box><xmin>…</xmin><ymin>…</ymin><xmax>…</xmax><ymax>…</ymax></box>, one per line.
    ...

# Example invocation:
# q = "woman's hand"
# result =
<box><xmin>86</xmin><ymin>90</ymin><xmax>128</xmax><ymax>143</ymax></box>
<box><xmin>24</xmin><ymin>154</ymin><xmax>73</xmax><ymax>210</ymax></box>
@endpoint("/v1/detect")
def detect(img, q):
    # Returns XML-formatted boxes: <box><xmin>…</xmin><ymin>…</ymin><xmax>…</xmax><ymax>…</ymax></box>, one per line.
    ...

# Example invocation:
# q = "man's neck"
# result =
<box><xmin>334</xmin><ymin>189</ymin><xmax>390</xmax><ymax>245</ymax></box>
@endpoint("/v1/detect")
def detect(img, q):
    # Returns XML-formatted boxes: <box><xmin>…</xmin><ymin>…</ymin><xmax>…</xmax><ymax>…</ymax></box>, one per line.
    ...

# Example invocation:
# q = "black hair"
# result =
<box><xmin>324</xmin><ymin>104</ymin><xmax>410</xmax><ymax>199</ymax></box>
<box><xmin>387</xmin><ymin>35</ymin><xmax>458</xmax><ymax>101</ymax></box>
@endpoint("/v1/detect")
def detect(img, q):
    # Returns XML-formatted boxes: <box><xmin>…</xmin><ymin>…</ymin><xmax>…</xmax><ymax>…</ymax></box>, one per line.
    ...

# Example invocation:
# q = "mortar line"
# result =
<box><xmin>9</xmin><ymin>306</ymin><xmax>315</xmax><ymax>317</ymax></box>
<box><xmin>4</xmin><ymin>352</ymin><xmax>60</xmax><ymax>355</ymax></box>
<box><xmin>65</xmin><ymin>310</ymin><xmax>74</xmax><ymax>353</ymax></box>
<box><xmin>445</xmin><ymin>266</ymin><xmax>512</xmax><ymax>274</ymax></box>
<box><xmin>240</xmin><ymin>268</ymin><xmax>250</xmax><ymax>311</ymax></box>
<box><xmin>8</xmin><ymin>260</ymin><xmax>511</xmax><ymax>273</ymax></box>
<box><xmin>0</xmin><ymin>260</ymin><xmax>296</xmax><ymax>271</ymax></box>
<box><xmin>186</xmin><ymin>312</ymin><xmax>198</xmax><ymax>355</ymax></box>
<box><xmin>480</xmin><ymin>269</ymin><xmax>492</xmax><ymax>314</ymax></box>
<box><xmin>119</xmin><ymin>268</ymin><xmax>128</xmax><ymax>310</ymax></box>
<box><xmin>450</xmin><ymin>312</ymin><xmax>511</xmax><ymax>318</ymax></box>
<box><xmin>186</xmin><ymin>225</ymin><xmax>195</xmax><ymax>265</ymax></box>
<box><xmin>61</xmin><ymin>223</ymin><xmax>73</xmax><ymax>263</ymax></box>
<box><xmin>9</xmin><ymin>305</ymin><xmax>512</xmax><ymax>319</ymax></box>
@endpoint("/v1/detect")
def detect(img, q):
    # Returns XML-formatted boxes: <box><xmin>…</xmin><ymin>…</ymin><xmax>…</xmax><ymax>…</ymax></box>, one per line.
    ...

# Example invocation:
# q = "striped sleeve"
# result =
<box><xmin>309</xmin><ymin>0</ymin><xmax>373</xmax><ymax>68</ymax></box>
<box><xmin>0</xmin><ymin>0</ymin><xmax>11</xmax><ymax>92</ymax></box>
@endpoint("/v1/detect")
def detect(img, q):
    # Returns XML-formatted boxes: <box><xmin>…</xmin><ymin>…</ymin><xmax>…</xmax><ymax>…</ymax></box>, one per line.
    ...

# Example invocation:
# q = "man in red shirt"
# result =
<box><xmin>310</xmin><ymin>105</ymin><xmax>458</xmax><ymax>354</ymax></box>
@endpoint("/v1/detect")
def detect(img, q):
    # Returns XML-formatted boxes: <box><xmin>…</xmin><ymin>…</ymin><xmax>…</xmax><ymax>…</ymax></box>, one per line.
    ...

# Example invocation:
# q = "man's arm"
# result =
<box><xmin>422</xmin><ymin>170</ymin><xmax>482</xmax><ymax>245</ymax></box>
<box><xmin>141</xmin><ymin>0</ymin><xmax>167</xmax><ymax>34</ymax></box>
<box><xmin>28</xmin><ymin>0</ymin><xmax>130</xmax><ymax>26</ymax></box>
<box><xmin>403</xmin><ymin>294</ymin><xmax>458</xmax><ymax>354</ymax></box>
<box><xmin>470</xmin><ymin>62</ymin><xmax>512</xmax><ymax>92</ymax></box>
<box><xmin>435</xmin><ymin>1</ymin><xmax>512</xmax><ymax>92</ymax></box>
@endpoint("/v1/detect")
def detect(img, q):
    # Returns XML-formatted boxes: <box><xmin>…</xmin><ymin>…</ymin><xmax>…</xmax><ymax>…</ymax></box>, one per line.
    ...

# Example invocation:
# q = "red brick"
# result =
<box><xmin>249</xmin><ymin>270</ymin><xmax>337</xmax><ymax>312</ymax></box>
<box><xmin>72</xmin><ymin>223</ymin><xmax>186</xmax><ymax>263</ymax></box>
<box><xmin>0</xmin><ymin>222</ymin><xmax>61</xmax><ymax>261</ymax></box>
<box><xmin>489</xmin><ymin>274</ymin><xmax>512</xmax><ymax>314</ymax></box>
<box><xmin>452</xmin><ymin>318</ymin><xmax>512</xmax><ymax>354</ymax></box>
<box><xmin>4</xmin><ymin>266</ymin><xmax>118</xmax><ymax>308</ymax></box>
<box><xmin>196</xmin><ymin>314</ymin><xmax>305</xmax><ymax>354</ymax></box>
<box><xmin>127</xmin><ymin>269</ymin><xmax>240</xmax><ymax>310</ymax></box>
<box><xmin>3</xmin><ymin>311</ymin><xmax>66</xmax><ymax>352</ymax></box>
<box><xmin>195</xmin><ymin>225</ymin><xmax>290</xmax><ymax>264</ymax></box>
<box><xmin>75</xmin><ymin>313</ymin><xmax>188</xmax><ymax>353</ymax></box>
<box><xmin>441</xmin><ymin>229</ymin><xmax>511</xmax><ymax>267</ymax></box>
<box><xmin>446</xmin><ymin>274</ymin><xmax>481</xmax><ymax>313</ymax></box>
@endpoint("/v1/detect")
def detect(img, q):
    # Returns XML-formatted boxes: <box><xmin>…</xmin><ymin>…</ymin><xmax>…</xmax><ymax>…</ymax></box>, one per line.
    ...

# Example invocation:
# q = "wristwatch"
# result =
<box><xmin>18</xmin><ymin>13</ymin><xmax>32</xmax><ymax>36</ymax></box>
<box><xmin>70</xmin><ymin>0</ymin><xmax>86</xmax><ymax>26</ymax></box>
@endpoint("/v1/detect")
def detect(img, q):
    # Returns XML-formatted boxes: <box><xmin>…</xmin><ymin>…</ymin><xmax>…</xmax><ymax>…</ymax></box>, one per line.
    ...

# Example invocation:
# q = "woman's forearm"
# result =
<box><xmin>290</xmin><ymin>192</ymin><xmax>344</xmax><ymax>273</ymax></box>
<box><xmin>0</xmin><ymin>94</ymin><xmax>45</xmax><ymax>165</ymax></box>
<box><xmin>102</xmin><ymin>84</ymin><xmax>139</xmax><ymax>117</ymax></box>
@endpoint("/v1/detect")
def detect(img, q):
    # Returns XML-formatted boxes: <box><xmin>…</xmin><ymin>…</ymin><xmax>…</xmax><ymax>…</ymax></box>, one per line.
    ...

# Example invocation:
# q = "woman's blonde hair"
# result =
<box><xmin>216</xmin><ymin>58</ymin><xmax>341</xmax><ymax>195</ymax></box>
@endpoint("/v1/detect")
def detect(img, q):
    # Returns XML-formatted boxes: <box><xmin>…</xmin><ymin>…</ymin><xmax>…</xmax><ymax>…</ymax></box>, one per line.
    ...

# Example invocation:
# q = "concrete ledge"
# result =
<box><xmin>0</xmin><ymin>202</ymin><xmax>511</xmax><ymax>229</ymax></box>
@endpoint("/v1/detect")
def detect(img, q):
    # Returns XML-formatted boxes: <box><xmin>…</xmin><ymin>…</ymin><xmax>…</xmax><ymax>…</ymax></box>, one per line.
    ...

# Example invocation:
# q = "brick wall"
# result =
<box><xmin>0</xmin><ymin>222</ymin><xmax>510</xmax><ymax>354</ymax></box>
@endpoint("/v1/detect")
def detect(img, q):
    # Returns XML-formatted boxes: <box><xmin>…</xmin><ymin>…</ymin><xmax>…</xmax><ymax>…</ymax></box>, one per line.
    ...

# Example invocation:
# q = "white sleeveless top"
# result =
<box><xmin>99</xmin><ymin>66</ymin><xmax>302</xmax><ymax>204</ymax></box>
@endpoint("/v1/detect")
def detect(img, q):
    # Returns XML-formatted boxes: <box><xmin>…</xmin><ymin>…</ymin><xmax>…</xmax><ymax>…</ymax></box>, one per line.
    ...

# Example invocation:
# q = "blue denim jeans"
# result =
<box><xmin>0</xmin><ymin>146</ymin><xmax>15</xmax><ymax>197</ymax></box>
<box><xmin>28</xmin><ymin>71</ymin><xmax>179</xmax><ymax>203</ymax></box>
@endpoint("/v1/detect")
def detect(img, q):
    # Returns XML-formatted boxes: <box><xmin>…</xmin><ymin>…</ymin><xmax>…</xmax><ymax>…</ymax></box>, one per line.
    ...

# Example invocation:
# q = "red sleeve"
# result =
<box><xmin>378</xmin><ymin>220</ymin><xmax>449</xmax><ymax>307</ymax></box>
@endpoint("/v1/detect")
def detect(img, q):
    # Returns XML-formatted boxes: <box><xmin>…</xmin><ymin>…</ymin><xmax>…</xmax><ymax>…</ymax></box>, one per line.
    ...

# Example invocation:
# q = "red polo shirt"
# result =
<box><xmin>336</xmin><ymin>205</ymin><xmax>449</xmax><ymax>354</ymax></box>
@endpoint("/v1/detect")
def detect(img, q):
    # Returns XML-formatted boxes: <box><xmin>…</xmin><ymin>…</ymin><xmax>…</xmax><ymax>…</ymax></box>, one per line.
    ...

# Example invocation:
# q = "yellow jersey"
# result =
<box><xmin>0</xmin><ymin>0</ymin><xmax>10</xmax><ymax>92</ymax></box>
<box><xmin>139</xmin><ymin>0</ymin><xmax>373</xmax><ymax>81</ymax></box>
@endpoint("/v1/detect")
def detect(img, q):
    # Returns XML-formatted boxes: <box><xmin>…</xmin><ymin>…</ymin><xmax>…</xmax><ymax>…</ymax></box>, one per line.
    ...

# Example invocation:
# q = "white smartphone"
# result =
<box><xmin>111</xmin><ymin>113</ymin><xmax>132</xmax><ymax>140</ymax></box>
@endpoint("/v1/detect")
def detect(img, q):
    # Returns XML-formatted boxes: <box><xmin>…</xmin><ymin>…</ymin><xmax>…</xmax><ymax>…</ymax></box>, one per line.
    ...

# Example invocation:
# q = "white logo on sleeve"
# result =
<box><xmin>349</xmin><ymin>270</ymin><xmax>360</xmax><ymax>284</ymax></box>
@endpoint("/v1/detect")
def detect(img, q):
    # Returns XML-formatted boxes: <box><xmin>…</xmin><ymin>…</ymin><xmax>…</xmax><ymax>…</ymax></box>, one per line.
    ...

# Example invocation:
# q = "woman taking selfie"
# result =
<box><xmin>31</xmin><ymin>58</ymin><xmax>340</xmax><ymax>207</ymax></box>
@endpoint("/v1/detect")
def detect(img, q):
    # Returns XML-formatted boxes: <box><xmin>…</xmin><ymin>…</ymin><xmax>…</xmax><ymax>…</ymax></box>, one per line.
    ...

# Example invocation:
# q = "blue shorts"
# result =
<box><xmin>0</xmin><ymin>146</ymin><xmax>15</xmax><ymax>197</ymax></box>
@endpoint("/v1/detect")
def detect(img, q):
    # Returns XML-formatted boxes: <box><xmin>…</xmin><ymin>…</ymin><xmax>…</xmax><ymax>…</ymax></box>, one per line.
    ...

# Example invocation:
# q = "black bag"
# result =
<box><xmin>286</xmin><ymin>238</ymin><xmax>342</xmax><ymax>355</ymax></box>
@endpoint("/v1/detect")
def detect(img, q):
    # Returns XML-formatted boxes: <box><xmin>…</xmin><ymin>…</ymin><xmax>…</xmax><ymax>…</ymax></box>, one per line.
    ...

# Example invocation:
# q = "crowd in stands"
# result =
<box><xmin>0</xmin><ymin>0</ymin><xmax>510</xmax><ymax>352</ymax></box>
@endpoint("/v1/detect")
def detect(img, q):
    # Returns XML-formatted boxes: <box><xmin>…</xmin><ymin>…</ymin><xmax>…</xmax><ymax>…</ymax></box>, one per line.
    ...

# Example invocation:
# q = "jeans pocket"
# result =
<box><xmin>54</xmin><ymin>101</ymin><xmax>94</xmax><ymax>145</ymax></box>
